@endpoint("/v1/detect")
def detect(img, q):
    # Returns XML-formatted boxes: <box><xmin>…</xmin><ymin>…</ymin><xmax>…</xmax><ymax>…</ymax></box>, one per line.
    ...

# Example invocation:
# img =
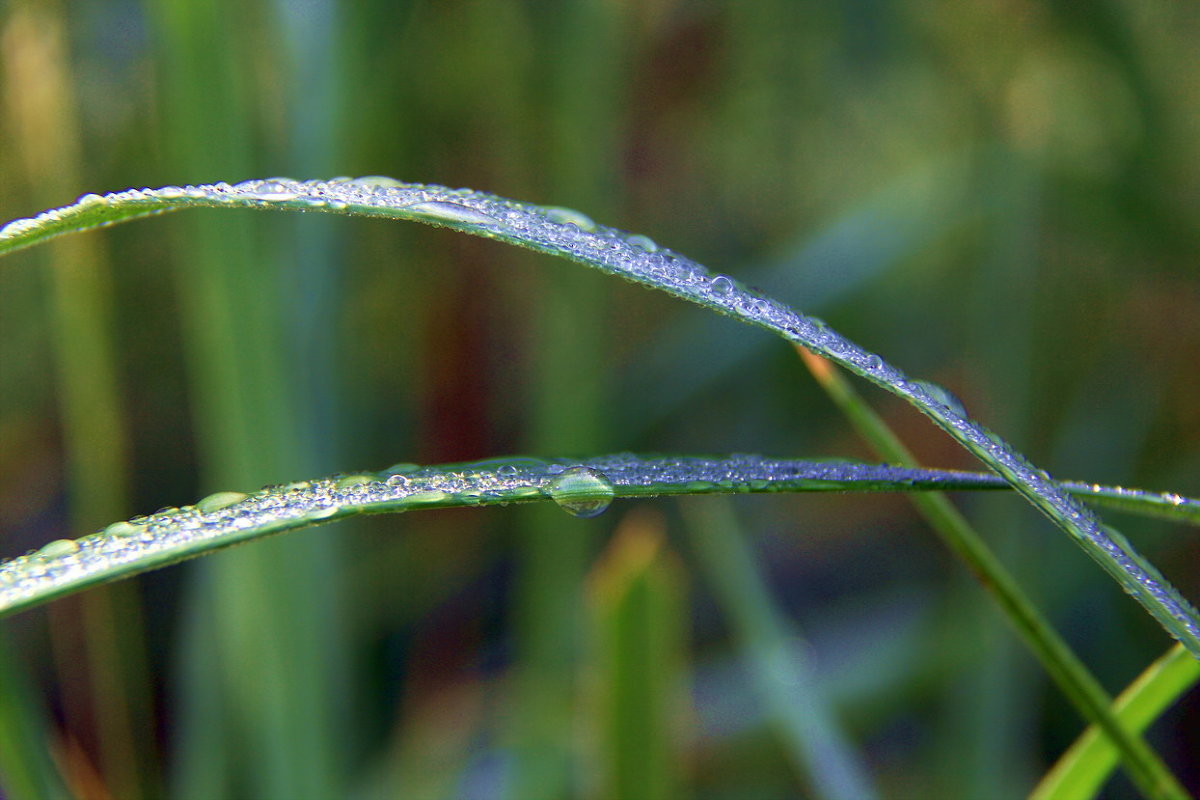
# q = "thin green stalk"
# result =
<box><xmin>1032</xmin><ymin>644</ymin><xmax>1200</xmax><ymax>800</ymax></box>
<box><xmin>797</xmin><ymin>347</ymin><xmax>1190</xmax><ymax>800</ymax></box>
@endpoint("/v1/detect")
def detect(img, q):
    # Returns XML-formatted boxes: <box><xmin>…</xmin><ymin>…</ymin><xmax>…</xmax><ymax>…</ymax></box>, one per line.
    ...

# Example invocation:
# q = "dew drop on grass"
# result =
<box><xmin>626</xmin><ymin>234</ymin><xmax>658</xmax><ymax>252</ymax></box>
<box><xmin>334</xmin><ymin>474</ymin><xmax>375</xmax><ymax>490</ymax></box>
<box><xmin>401</xmin><ymin>201</ymin><xmax>498</xmax><ymax>227</ymax></box>
<box><xmin>542</xmin><ymin>206</ymin><xmax>597</xmax><ymax>231</ymax></box>
<box><xmin>912</xmin><ymin>380</ymin><xmax>969</xmax><ymax>417</ymax></box>
<box><xmin>545</xmin><ymin>466</ymin><xmax>615</xmax><ymax>519</ymax></box>
<box><xmin>196</xmin><ymin>491</ymin><xmax>249</xmax><ymax>514</ymax></box>
<box><xmin>104</xmin><ymin>521</ymin><xmax>141</xmax><ymax>538</ymax></box>
<box><xmin>348</xmin><ymin>176</ymin><xmax>405</xmax><ymax>189</ymax></box>
<box><xmin>36</xmin><ymin>539</ymin><xmax>80</xmax><ymax>559</ymax></box>
<box><xmin>710</xmin><ymin>276</ymin><xmax>734</xmax><ymax>297</ymax></box>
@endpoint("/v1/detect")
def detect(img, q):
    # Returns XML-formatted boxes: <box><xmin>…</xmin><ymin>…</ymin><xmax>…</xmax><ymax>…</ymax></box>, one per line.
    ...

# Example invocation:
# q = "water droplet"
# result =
<box><xmin>407</xmin><ymin>490</ymin><xmax>450</xmax><ymax>505</ymax></box>
<box><xmin>348</xmin><ymin>176</ymin><xmax>405</xmax><ymax>189</ymax></box>
<box><xmin>402</xmin><ymin>201</ymin><xmax>498</xmax><ymax>226</ymax></box>
<box><xmin>36</xmin><ymin>539</ymin><xmax>80</xmax><ymax>559</ymax></box>
<box><xmin>104</xmin><ymin>521</ymin><xmax>141</xmax><ymax>537</ymax></box>
<box><xmin>310</xmin><ymin>504</ymin><xmax>339</xmax><ymax>520</ymax></box>
<box><xmin>710</xmin><ymin>276</ymin><xmax>734</xmax><ymax>297</ymax></box>
<box><xmin>196</xmin><ymin>491</ymin><xmax>248</xmax><ymax>514</ymax></box>
<box><xmin>626</xmin><ymin>234</ymin><xmax>658</xmax><ymax>252</ymax></box>
<box><xmin>544</xmin><ymin>466</ymin><xmax>614</xmax><ymax>519</ymax></box>
<box><xmin>913</xmin><ymin>380</ymin><xmax>968</xmax><ymax>417</ymax></box>
<box><xmin>497</xmin><ymin>465</ymin><xmax>521</xmax><ymax>478</ymax></box>
<box><xmin>542</xmin><ymin>206</ymin><xmax>597</xmax><ymax>231</ymax></box>
<box><xmin>253</xmin><ymin>188</ymin><xmax>299</xmax><ymax>202</ymax></box>
<box><xmin>335</xmin><ymin>474</ymin><xmax>375</xmax><ymax>490</ymax></box>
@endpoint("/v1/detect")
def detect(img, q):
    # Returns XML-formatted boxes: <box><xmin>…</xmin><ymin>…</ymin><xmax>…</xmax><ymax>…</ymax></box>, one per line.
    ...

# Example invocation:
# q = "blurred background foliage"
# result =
<box><xmin>0</xmin><ymin>0</ymin><xmax>1197</xmax><ymax>797</ymax></box>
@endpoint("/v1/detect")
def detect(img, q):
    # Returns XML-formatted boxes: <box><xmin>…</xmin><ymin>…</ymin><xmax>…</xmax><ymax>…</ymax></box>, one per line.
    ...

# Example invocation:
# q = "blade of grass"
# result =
<box><xmin>586</xmin><ymin>511</ymin><xmax>689</xmax><ymax>800</ymax></box>
<box><xmin>797</xmin><ymin>347</ymin><xmax>1190</xmax><ymax>800</ymax></box>
<box><xmin>1032</xmin><ymin>644</ymin><xmax>1200</xmax><ymax>800</ymax></box>
<box><xmin>1</xmin><ymin>178</ymin><xmax>1197</xmax><ymax>655</ymax></box>
<box><xmin>681</xmin><ymin>497</ymin><xmax>879</xmax><ymax>800</ymax></box>
<box><xmin>6</xmin><ymin>453</ymin><xmax>1181</xmax><ymax>619</ymax></box>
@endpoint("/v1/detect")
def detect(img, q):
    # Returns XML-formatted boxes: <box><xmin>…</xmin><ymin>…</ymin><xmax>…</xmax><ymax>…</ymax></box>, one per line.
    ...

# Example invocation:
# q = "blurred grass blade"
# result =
<box><xmin>1031</xmin><ymin>644</ymin><xmax>1200</xmax><ymax>800</ymax></box>
<box><xmin>797</xmin><ymin>347</ymin><xmax>1191</xmax><ymax>800</ymax></box>
<box><xmin>146</xmin><ymin>2</ymin><xmax>345</xmax><ymax>795</ymax></box>
<box><xmin>587</xmin><ymin>511</ymin><xmax>689</xmax><ymax>800</ymax></box>
<box><xmin>1</xmin><ymin>178</ymin><xmax>1197</xmax><ymax>656</ymax></box>
<box><xmin>2</xmin><ymin>7</ymin><xmax>150</xmax><ymax>798</ymax></box>
<box><xmin>681</xmin><ymin>497</ymin><xmax>878</xmax><ymax>800</ymax></box>
<box><xmin>0</xmin><ymin>632</ymin><xmax>71</xmax><ymax>800</ymax></box>
<box><xmin>509</xmin><ymin>1</ymin><xmax>625</xmax><ymax>794</ymax></box>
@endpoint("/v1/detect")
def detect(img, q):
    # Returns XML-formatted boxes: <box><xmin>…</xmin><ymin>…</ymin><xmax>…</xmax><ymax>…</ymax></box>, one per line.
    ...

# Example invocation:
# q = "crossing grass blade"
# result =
<box><xmin>797</xmin><ymin>347</ymin><xmax>1190</xmax><ymax>800</ymax></box>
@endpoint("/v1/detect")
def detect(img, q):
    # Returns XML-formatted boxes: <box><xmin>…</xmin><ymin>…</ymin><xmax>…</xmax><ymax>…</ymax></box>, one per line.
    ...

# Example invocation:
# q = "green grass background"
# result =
<box><xmin>0</xmin><ymin>1</ymin><xmax>1197</xmax><ymax>797</ymax></box>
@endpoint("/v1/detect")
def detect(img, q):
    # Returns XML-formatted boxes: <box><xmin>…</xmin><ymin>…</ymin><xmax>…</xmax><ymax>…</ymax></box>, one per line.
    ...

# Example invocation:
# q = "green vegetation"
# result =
<box><xmin>0</xmin><ymin>3</ymin><xmax>1197</xmax><ymax>798</ymax></box>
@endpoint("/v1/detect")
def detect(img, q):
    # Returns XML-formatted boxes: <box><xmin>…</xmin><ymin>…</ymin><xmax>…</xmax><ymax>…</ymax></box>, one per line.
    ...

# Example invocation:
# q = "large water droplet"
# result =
<box><xmin>196</xmin><ymin>491</ymin><xmax>248</xmax><ymax>514</ymax></box>
<box><xmin>36</xmin><ymin>539</ymin><xmax>80</xmax><ymax>559</ymax></box>
<box><xmin>542</xmin><ymin>206</ymin><xmax>597</xmax><ymax>231</ymax></box>
<box><xmin>913</xmin><ymin>380</ymin><xmax>969</xmax><ymax>418</ymax></box>
<box><xmin>710</xmin><ymin>276</ymin><xmax>735</xmax><ymax>297</ymax></box>
<box><xmin>545</xmin><ymin>466</ymin><xmax>614</xmax><ymax>519</ymax></box>
<box><xmin>626</xmin><ymin>234</ymin><xmax>658</xmax><ymax>252</ymax></box>
<box><xmin>104</xmin><ymin>521</ymin><xmax>141</xmax><ymax>538</ymax></box>
<box><xmin>402</xmin><ymin>201</ymin><xmax>498</xmax><ymax>227</ymax></box>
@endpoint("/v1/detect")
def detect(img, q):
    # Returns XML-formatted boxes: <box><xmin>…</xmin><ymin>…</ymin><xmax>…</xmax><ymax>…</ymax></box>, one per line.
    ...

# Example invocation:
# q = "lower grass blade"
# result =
<box><xmin>0</xmin><ymin>454</ymin><xmax>1194</xmax><ymax>621</ymax></box>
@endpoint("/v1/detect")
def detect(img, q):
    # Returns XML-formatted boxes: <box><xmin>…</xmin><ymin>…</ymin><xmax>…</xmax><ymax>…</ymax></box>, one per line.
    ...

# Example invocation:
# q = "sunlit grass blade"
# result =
<box><xmin>1</xmin><ymin>178</ymin><xmax>1197</xmax><ymax>655</ymax></box>
<box><xmin>682</xmin><ymin>497</ymin><xmax>878</xmax><ymax>800</ymax></box>
<box><xmin>1031</xmin><ymin>644</ymin><xmax>1200</xmax><ymax>800</ymax></box>
<box><xmin>587</xmin><ymin>511</ymin><xmax>689</xmax><ymax>800</ymax></box>
<box><xmin>797</xmin><ymin>347</ymin><xmax>1190</xmax><ymax>800</ymax></box>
